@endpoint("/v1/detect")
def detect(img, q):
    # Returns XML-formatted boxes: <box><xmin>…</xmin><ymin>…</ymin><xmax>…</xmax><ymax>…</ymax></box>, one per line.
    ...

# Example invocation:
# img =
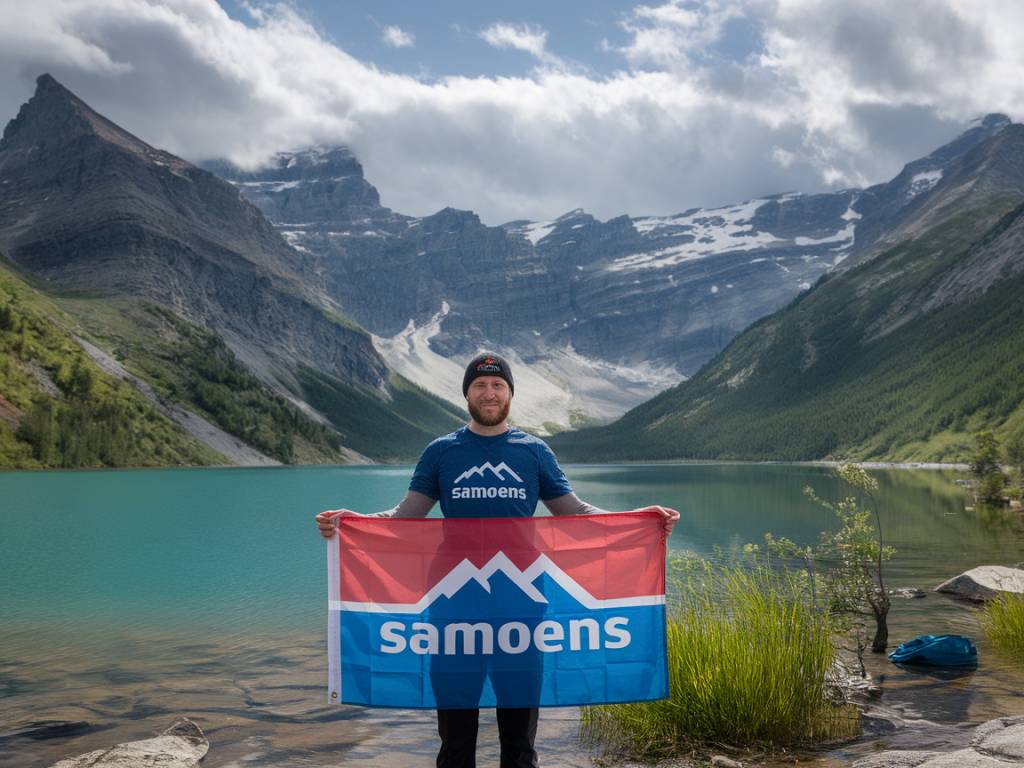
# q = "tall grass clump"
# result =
<box><xmin>582</xmin><ymin>559</ymin><xmax>858</xmax><ymax>757</ymax></box>
<box><xmin>981</xmin><ymin>593</ymin><xmax>1024</xmax><ymax>659</ymax></box>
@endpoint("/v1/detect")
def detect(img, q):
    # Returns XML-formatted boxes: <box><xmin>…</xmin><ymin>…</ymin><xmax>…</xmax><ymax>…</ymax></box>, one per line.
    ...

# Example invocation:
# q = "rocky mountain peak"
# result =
<box><xmin>1</xmin><ymin>74</ymin><xmax>90</xmax><ymax>149</ymax></box>
<box><xmin>202</xmin><ymin>145</ymin><xmax>384</xmax><ymax>224</ymax></box>
<box><xmin>205</xmin><ymin>146</ymin><xmax>365</xmax><ymax>184</ymax></box>
<box><xmin>978</xmin><ymin>113</ymin><xmax>1012</xmax><ymax>130</ymax></box>
<box><xmin>1</xmin><ymin>73</ymin><xmax>185</xmax><ymax>174</ymax></box>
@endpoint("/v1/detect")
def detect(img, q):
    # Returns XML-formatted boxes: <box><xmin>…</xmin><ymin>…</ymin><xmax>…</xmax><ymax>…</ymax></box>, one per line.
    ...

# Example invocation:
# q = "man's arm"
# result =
<box><xmin>543</xmin><ymin>494</ymin><xmax>680</xmax><ymax>535</ymax></box>
<box><xmin>543</xmin><ymin>492</ymin><xmax>610</xmax><ymax>517</ymax></box>
<box><xmin>366</xmin><ymin>491</ymin><xmax>436</xmax><ymax>519</ymax></box>
<box><xmin>316</xmin><ymin>491</ymin><xmax>435</xmax><ymax>538</ymax></box>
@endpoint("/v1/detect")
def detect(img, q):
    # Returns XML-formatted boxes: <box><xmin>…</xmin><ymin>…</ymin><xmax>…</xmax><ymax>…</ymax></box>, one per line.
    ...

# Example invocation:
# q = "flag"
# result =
<box><xmin>326</xmin><ymin>510</ymin><xmax>667</xmax><ymax>708</ymax></box>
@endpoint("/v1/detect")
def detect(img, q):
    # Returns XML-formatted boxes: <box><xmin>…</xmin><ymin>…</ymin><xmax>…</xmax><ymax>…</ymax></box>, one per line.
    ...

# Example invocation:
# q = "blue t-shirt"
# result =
<box><xmin>409</xmin><ymin>426</ymin><xmax>573</xmax><ymax>517</ymax></box>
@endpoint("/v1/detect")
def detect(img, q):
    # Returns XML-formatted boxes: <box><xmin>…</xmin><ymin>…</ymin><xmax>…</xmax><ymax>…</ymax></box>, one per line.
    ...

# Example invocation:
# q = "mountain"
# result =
<box><xmin>208</xmin><ymin>153</ymin><xmax>857</xmax><ymax>430</ymax></box>
<box><xmin>205</xmin><ymin>117</ymin><xmax>1008</xmax><ymax>433</ymax></box>
<box><xmin>3</xmin><ymin>74</ymin><xmax>1017</xmax><ymax>467</ymax></box>
<box><xmin>0</xmin><ymin>75</ymin><xmax>462</xmax><ymax>465</ymax></box>
<box><xmin>549</xmin><ymin>118</ymin><xmax>1024</xmax><ymax>463</ymax></box>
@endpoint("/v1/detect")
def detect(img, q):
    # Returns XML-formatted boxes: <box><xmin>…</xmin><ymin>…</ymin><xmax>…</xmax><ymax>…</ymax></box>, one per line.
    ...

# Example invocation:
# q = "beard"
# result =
<box><xmin>468</xmin><ymin>398</ymin><xmax>511</xmax><ymax>427</ymax></box>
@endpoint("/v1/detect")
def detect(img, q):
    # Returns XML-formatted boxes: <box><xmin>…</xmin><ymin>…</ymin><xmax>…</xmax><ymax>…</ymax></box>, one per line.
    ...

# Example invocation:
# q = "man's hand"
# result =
<box><xmin>631</xmin><ymin>505</ymin><xmax>680</xmax><ymax>536</ymax></box>
<box><xmin>315</xmin><ymin>508</ymin><xmax>362</xmax><ymax>539</ymax></box>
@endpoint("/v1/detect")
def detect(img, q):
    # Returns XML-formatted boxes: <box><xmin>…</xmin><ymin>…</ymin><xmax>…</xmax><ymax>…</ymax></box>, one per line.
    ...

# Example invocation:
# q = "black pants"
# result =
<box><xmin>436</xmin><ymin>707</ymin><xmax>539</xmax><ymax>768</ymax></box>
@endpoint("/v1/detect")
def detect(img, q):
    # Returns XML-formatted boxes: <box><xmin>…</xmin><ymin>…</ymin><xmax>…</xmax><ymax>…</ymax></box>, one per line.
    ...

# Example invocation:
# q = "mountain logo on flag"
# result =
<box><xmin>453</xmin><ymin>462</ymin><xmax>523</xmax><ymax>484</ymax></box>
<box><xmin>337</xmin><ymin>551</ymin><xmax>665</xmax><ymax>614</ymax></box>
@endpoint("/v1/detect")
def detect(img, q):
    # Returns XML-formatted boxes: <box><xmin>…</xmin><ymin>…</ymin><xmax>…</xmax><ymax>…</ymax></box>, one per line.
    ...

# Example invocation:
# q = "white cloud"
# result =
<box><xmin>771</xmin><ymin>147</ymin><xmax>795</xmax><ymax>168</ymax></box>
<box><xmin>381</xmin><ymin>25</ymin><xmax>414</xmax><ymax>48</ymax></box>
<box><xmin>479</xmin><ymin>22</ymin><xmax>561</xmax><ymax>67</ymax></box>
<box><xmin>0</xmin><ymin>0</ymin><xmax>1022</xmax><ymax>226</ymax></box>
<box><xmin>618</xmin><ymin>0</ymin><xmax>747</xmax><ymax>68</ymax></box>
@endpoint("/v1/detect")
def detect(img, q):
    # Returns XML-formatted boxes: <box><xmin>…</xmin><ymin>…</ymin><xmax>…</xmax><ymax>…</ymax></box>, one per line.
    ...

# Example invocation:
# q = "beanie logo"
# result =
<box><xmin>476</xmin><ymin>358</ymin><xmax>502</xmax><ymax>373</ymax></box>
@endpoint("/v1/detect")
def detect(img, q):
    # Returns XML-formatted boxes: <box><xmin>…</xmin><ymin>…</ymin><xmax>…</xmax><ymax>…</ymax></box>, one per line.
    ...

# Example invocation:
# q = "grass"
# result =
<box><xmin>581</xmin><ymin>559</ymin><xmax>859</xmax><ymax>758</ymax></box>
<box><xmin>981</xmin><ymin>593</ymin><xmax>1024</xmax><ymax>659</ymax></box>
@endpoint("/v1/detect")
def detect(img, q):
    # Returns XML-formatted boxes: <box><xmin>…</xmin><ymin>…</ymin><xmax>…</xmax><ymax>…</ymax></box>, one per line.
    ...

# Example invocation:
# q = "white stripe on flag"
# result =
<box><xmin>327</xmin><ymin>534</ymin><xmax>341</xmax><ymax>704</ymax></box>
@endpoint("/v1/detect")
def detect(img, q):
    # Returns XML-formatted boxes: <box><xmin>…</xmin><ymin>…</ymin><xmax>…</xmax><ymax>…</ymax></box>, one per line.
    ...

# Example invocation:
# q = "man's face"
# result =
<box><xmin>466</xmin><ymin>376</ymin><xmax>511</xmax><ymax>427</ymax></box>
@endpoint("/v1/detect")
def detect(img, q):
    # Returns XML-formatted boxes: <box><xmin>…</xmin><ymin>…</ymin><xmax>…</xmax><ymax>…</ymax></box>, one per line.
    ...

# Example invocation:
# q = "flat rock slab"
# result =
<box><xmin>934</xmin><ymin>566</ymin><xmax>1024</xmax><ymax>601</ymax></box>
<box><xmin>853</xmin><ymin>717</ymin><xmax>1024</xmax><ymax>768</ymax></box>
<box><xmin>49</xmin><ymin>717</ymin><xmax>208</xmax><ymax>768</ymax></box>
<box><xmin>973</xmin><ymin>717</ymin><xmax>1024</xmax><ymax>761</ymax></box>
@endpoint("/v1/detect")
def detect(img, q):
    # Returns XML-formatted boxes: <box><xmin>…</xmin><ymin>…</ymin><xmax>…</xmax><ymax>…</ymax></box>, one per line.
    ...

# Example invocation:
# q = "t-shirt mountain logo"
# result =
<box><xmin>452</xmin><ymin>462</ymin><xmax>526</xmax><ymax>500</ymax></box>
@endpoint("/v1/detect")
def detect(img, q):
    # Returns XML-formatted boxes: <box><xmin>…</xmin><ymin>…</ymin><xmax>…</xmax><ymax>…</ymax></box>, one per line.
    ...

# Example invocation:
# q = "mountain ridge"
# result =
<box><xmin>549</xmin><ymin>150</ymin><xmax>1024</xmax><ymax>464</ymax></box>
<box><xmin>0</xmin><ymin>74</ymin><xmax>463</xmax><ymax>465</ymax></box>
<box><xmin>205</xmin><ymin>113</ymin><xmax>1012</xmax><ymax>433</ymax></box>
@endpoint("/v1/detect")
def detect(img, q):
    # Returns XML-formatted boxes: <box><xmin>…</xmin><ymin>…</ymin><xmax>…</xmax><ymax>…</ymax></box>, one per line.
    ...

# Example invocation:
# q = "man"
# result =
<box><xmin>317</xmin><ymin>352</ymin><xmax>678</xmax><ymax>768</ymax></box>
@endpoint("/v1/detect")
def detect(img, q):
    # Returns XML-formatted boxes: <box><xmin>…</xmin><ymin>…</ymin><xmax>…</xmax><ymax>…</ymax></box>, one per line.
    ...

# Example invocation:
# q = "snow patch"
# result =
<box><xmin>280</xmin><ymin>231</ymin><xmax>311</xmax><ymax>252</ymax></box>
<box><xmin>371</xmin><ymin>307</ymin><xmax>681</xmax><ymax>433</ymax></box>
<box><xmin>613</xmin><ymin>199</ymin><xmax>780</xmax><ymax>271</ymax></box>
<box><xmin>907</xmin><ymin>169</ymin><xmax>943</xmax><ymax>198</ymax></box>
<box><xmin>235</xmin><ymin>180</ymin><xmax>302</xmax><ymax>191</ymax></box>
<box><xmin>518</xmin><ymin>220</ymin><xmax>557</xmax><ymax>245</ymax></box>
<box><xmin>794</xmin><ymin>197</ymin><xmax>859</xmax><ymax>248</ymax></box>
<box><xmin>793</xmin><ymin>223</ymin><xmax>854</xmax><ymax>247</ymax></box>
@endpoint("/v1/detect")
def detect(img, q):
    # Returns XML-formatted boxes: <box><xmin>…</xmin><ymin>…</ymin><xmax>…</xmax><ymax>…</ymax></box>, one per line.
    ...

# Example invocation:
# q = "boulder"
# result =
<box><xmin>934</xmin><ymin>566</ymin><xmax>1024</xmax><ymax>601</ymax></box>
<box><xmin>49</xmin><ymin>718</ymin><xmax>208</xmax><ymax>768</ymax></box>
<box><xmin>852</xmin><ymin>716</ymin><xmax>1024</xmax><ymax>768</ymax></box>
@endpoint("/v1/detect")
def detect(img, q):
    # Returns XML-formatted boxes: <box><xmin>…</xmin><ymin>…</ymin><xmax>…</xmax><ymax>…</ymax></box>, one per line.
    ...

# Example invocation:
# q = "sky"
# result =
<box><xmin>1</xmin><ymin>0</ymin><xmax>1022</xmax><ymax>225</ymax></box>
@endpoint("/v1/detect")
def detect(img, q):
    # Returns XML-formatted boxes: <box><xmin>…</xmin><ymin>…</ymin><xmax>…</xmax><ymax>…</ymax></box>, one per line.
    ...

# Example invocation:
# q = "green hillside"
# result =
<box><xmin>57</xmin><ymin>297</ymin><xmax>350</xmax><ymax>464</ymax></box>
<box><xmin>0</xmin><ymin>261</ymin><xmax>224</xmax><ymax>468</ymax></box>
<box><xmin>552</xmin><ymin>200</ymin><xmax>1024</xmax><ymax>463</ymax></box>
<box><xmin>298</xmin><ymin>367</ymin><xmax>464</xmax><ymax>461</ymax></box>
<box><xmin>53</xmin><ymin>291</ymin><xmax>463</xmax><ymax>464</ymax></box>
<box><xmin>1</xmin><ymin>256</ymin><xmax>464</xmax><ymax>468</ymax></box>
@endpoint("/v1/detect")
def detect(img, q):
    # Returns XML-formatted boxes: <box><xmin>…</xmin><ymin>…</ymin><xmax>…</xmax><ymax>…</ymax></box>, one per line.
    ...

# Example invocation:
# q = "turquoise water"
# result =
<box><xmin>2</xmin><ymin>464</ymin><xmax>1023</xmax><ymax>766</ymax></box>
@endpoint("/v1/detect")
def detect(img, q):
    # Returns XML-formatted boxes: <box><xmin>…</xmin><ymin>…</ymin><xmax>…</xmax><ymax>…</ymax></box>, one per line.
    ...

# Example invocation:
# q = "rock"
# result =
<box><xmin>49</xmin><ymin>717</ymin><xmax>208</xmax><ymax>768</ymax></box>
<box><xmin>828</xmin><ymin>657</ymin><xmax>881</xmax><ymax>705</ymax></box>
<box><xmin>934</xmin><ymin>566</ymin><xmax>1024</xmax><ymax>601</ymax></box>
<box><xmin>971</xmin><ymin>716</ymin><xmax>1024</xmax><ymax>761</ymax></box>
<box><xmin>853</xmin><ymin>750</ymin><xmax>950</xmax><ymax>768</ymax></box>
<box><xmin>852</xmin><ymin>716</ymin><xmax>1024</xmax><ymax>768</ymax></box>
<box><xmin>889</xmin><ymin>587</ymin><xmax>928</xmax><ymax>599</ymax></box>
<box><xmin>711</xmin><ymin>756</ymin><xmax>743</xmax><ymax>768</ymax></box>
<box><xmin>855</xmin><ymin>748</ymin><xmax>1011</xmax><ymax>768</ymax></box>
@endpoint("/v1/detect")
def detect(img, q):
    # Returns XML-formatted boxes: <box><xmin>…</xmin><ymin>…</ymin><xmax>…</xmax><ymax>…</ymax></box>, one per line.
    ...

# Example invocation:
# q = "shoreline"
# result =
<box><xmin>0</xmin><ymin>459</ymin><xmax>972</xmax><ymax>474</ymax></box>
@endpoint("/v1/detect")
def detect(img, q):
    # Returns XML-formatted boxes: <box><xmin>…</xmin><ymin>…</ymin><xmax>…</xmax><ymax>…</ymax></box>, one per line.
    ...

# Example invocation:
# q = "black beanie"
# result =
<box><xmin>462</xmin><ymin>352</ymin><xmax>514</xmax><ymax>396</ymax></box>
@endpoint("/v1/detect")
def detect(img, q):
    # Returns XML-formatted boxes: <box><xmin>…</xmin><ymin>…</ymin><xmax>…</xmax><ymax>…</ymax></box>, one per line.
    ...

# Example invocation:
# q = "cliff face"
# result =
<box><xmin>0</xmin><ymin>75</ymin><xmax>388</xmax><ymax>394</ymax></box>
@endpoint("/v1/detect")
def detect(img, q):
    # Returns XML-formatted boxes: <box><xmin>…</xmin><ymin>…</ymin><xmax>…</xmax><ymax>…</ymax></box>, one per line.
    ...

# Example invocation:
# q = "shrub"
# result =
<box><xmin>581</xmin><ymin>560</ymin><xmax>858</xmax><ymax>757</ymax></box>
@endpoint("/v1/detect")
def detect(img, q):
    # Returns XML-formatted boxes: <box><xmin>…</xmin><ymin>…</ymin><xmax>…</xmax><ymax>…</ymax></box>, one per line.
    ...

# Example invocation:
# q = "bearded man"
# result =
<box><xmin>317</xmin><ymin>352</ymin><xmax>678</xmax><ymax>768</ymax></box>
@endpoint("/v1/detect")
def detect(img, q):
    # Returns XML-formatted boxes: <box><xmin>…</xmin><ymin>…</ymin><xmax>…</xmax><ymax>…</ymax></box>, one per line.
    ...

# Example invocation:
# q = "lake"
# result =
<box><xmin>2</xmin><ymin>463</ymin><xmax>1023</xmax><ymax>767</ymax></box>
